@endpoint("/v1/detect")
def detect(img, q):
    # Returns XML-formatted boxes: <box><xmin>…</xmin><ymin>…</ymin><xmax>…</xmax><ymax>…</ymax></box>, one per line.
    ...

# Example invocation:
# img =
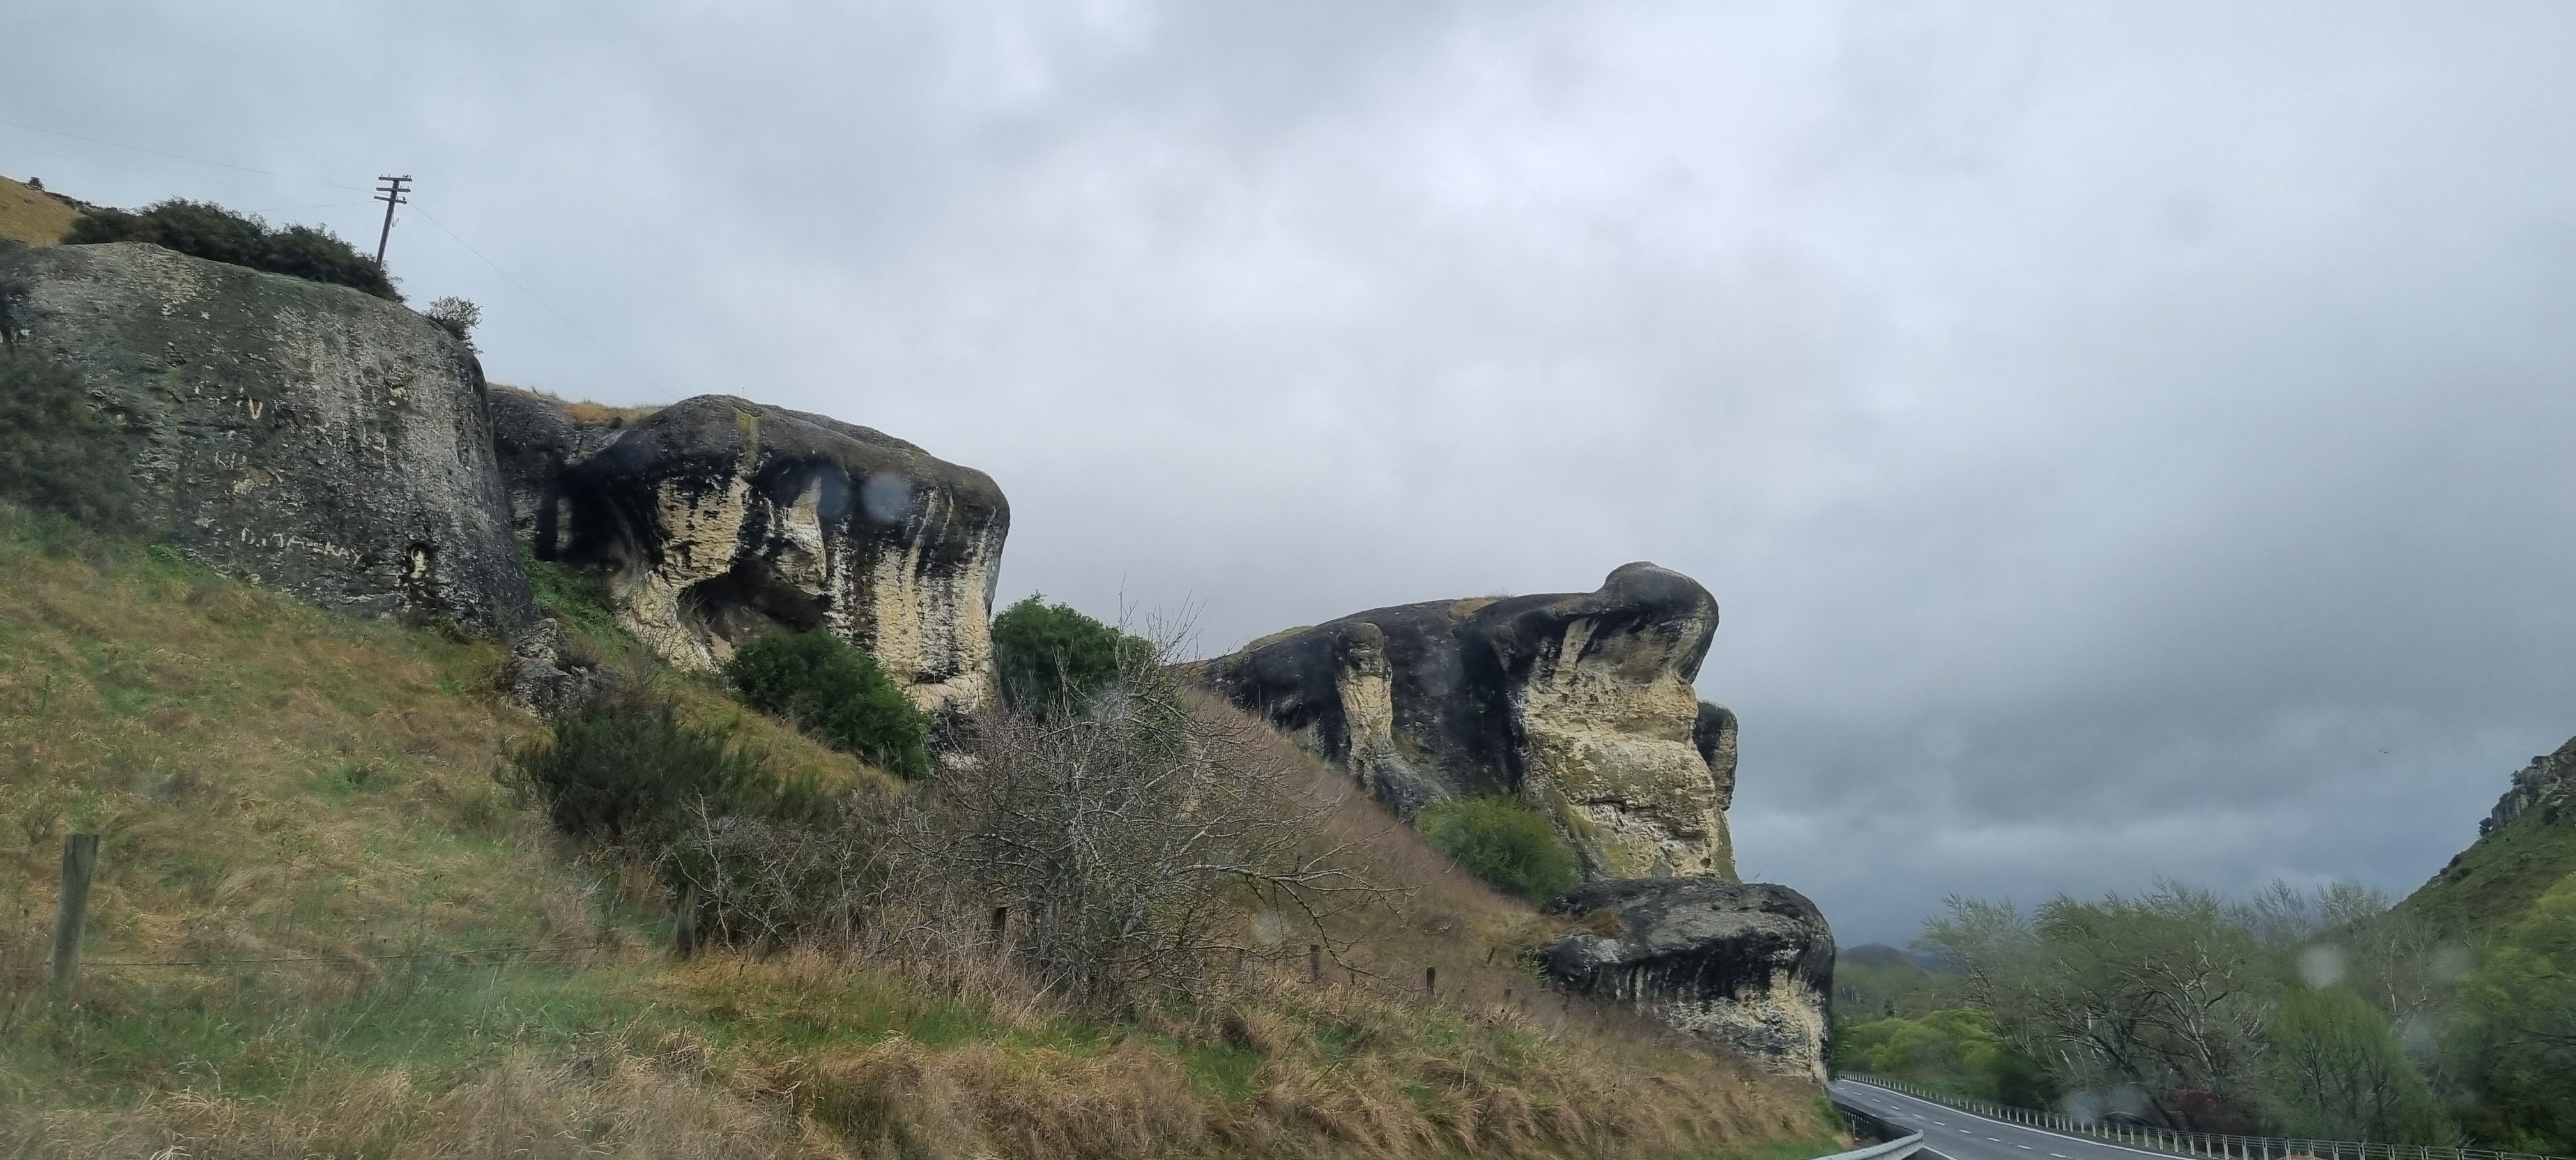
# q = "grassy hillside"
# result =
<box><xmin>2399</xmin><ymin>736</ymin><xmax>2576</xmax><ymax>938</ymax></box>
<box><xmin>2400</xmin><ymin>807</ymin><xmax>2576</xmax><ymax>938</ymax></box>
<box><xmin>0</xmin><ymin>505</ymin><xmax>1832</xmax><ymax>1159</ymax></box>
<box><xmin>0</xmin><ymin>176</ymin><xmax>77</xmax><ymax>246</ymax></box>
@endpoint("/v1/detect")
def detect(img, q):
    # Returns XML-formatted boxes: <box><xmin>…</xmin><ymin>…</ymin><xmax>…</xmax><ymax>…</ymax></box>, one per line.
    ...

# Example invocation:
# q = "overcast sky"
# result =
<box><xmin>11</xmin><ymin>2</ymin><xmax>2575</xmax><ymax>942</ymax></box>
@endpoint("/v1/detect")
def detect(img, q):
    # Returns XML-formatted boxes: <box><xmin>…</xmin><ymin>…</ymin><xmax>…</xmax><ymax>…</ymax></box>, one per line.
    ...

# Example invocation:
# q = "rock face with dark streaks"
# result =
<box><xmin>491</xmin><ymin>390</ymin><xmax>1009</xmax><ymax>715</ymax></box>
<box><xmin>1537</xmin><ymin>878</ymin><xmax>1834</xmax><ymax>1080</ymax></box>
<box><xmin>487</xmin><ymin>386</ymin><xmax>627</xmax><ymax>560</ymax></box>
<box><xmin>1199</xmin><ymin>562</ymin><xmax>1740</xmax><ymax>879</ymax></box>
<box><xmin>0</xmin><ymin>239</ymin><xmax>535</xmax><ymax>634</ymax></box>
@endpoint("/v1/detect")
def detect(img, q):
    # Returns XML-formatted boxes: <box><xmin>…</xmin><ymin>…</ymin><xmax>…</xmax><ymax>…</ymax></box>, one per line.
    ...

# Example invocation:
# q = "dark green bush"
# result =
<box><xmin>64</xmin><ymin>199</ymin><xmax>400</xmax><ymax>301</ymax></box>
<box><xmin>0</xmin><ymin>349</ymin><xmax>139</xmax><ymax>532</ymax></box>
<box><xmin>1415</xmin><ymin>795</ymin><xmax>1581</xmax><ymax>904</ymax></box>
<box><xmin>723</xmin><ymin>630</ymin><xmax>931</xmax><ymax>779</ymax></box>
<box><xmin>990</xmin><ymin>593</ymin><xmax>1153</xmax><ymax>719</ymax></box>
<box><xmin>515</xmin><ymin>693</ymin><xmax>763</xmax><ymax>847</ymax></box>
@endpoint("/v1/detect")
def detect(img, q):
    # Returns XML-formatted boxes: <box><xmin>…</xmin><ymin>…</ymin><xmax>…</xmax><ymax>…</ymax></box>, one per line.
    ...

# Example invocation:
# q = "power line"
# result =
<box><xmin>0</xmin><ymin>118</ymin><xmax>367</xmax><ymax>192</ymax></box>
<box><xmin>372</xmin><ymin>174</ymin><xmax>412</xmax><ymax>265</ymax></box>
<box><xmin>408</xmin><ymin>202</ymin><xmax>673</xmax><ymax>396</ymax></box>
<box><xmin>0</xmin><ymin>115</ymin><xmax>678</xmax><ymax>397</ymax></box>
<box><xmin>33</xmin><ymin>922</ymin><xmax>664</xmax><ymax>971</ymax></box>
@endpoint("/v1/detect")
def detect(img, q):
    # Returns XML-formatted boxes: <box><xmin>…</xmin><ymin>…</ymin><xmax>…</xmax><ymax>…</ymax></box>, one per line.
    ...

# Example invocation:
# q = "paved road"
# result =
<box><xmin>1829</xmin><ymin>1080</ymin><xmax>2174</xmax><ymax>1160</ymax></box>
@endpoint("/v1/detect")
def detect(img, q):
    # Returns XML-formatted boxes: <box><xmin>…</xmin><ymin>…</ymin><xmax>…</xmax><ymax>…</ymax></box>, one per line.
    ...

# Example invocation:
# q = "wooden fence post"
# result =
<box><xmin>673</xmin><ymin>884</ymin><xmax>701</xmax><ymax>958</ymax></box>
<box><xmin>1423</xmin><ymin>965</ymin><xmax>1436</xmax><ymax>1002</ymax></box>
<box><xmin>1307</xmin><ymin>943</ymin><xmax>1321</xmax><ymax>984</ymax></box>
<box><xmin>990</xmin><ymin>906</ymin><xmax>1009</xmax><ymax>952</ymax></box>
<box><xmin>50</xmin><ymin>834</ymin><xmax>98</xmax><ymax>996</ymax></box>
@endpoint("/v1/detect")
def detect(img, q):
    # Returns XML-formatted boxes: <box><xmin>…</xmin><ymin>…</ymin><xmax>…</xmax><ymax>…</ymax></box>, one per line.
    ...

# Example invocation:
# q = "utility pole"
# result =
<box><xmin>372</xmin><ymin>174</ymin><xmax>412</xmax><ymax>267</ymax></box>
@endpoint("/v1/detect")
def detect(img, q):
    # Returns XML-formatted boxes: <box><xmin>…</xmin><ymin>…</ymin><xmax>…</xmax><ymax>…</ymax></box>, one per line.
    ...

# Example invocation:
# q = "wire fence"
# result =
<box><xmin>1843</xmin><ymin>1074</ymin><xmax>2572</xmax><ymax>1160</ymax></box>
<box><xmin>1</xmin><ymin>924</ymin><xmax>659</xmax><ymax>984</ymax></box>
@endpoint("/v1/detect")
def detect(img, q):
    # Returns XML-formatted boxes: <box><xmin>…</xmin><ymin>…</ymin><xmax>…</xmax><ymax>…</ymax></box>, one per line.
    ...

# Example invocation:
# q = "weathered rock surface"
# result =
<box><xmin>2482</xmin><ymin>735</ymin><xmax>2576</xmax><ymax>836</ymax></box>
<box><xmin>1199</xmin><ymin>562</ymin><xmax>1740</xmax><ymax>879</ymax></box>
<box><xmin>487</xmin><ymin>387</ymin><xmax>625</xmax><ymax>559</ymax></box>
<box><xmin>1537</xmin><ymin>878</ymin><xmax>1834</xmax><ymax>1081</ymax></box>
<box><xmin>493</xmin><ymin>390</ymin><xmax>1009</xmax><ymax>715</ymax></box>
<box><xmin>0</xmin><ymin>239</ymin><xmax>534</xmax><ymax>634</ymax></box>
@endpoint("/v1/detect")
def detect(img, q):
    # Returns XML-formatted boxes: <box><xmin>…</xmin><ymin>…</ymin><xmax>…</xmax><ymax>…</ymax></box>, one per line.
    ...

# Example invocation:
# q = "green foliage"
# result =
<box><xmin>523</xmin><ymin>551</ymin><xmax>620</xmax><ymax>638</ymax></box>
<box><xmin>1836</xmin><ymin>1008</ymin><xmax>2058</xmax><ymax>1107</ymax></box>
<box><xmin>723</xmin><ymin>629</ymin><xmax>931</xmax><ymax>779</ymax></box>
<box><xmin>64</xmin><ymin>199</ymin><xmax>400</xmax><ymax>301</ymax></box>
<box><xmin>2444</xmin><ymin>871</ymin><xmax>2576</xmax><ymax>1153</ymax></box>
<box><xmin>1913</xmin><ymin>886</ymin><xmax>2276</xmax><ymax>1129</ymax></box>
<box><xmin>2262</xmin><ymin>985</ymin><xmax>2448</xmax><ymax>1143</ymax></box>
<box><xmin>514</xmin><ymin>693</ymin><xmax>764</xmax><ymax>847</ymax></box>
<box><xmin>0</xmin><ymin>349</ymin><xmax>139</xmax><ymax>532</ymax></box>
<box><xmin>1416</xmin><ymin>795</ymin><xmax>1581</xmax><ymax>904</ymax></box>
<box><xmin>990</xmin><ymin>593</ymin><xmax>1151</xmax><ymax>719</ymax></box>
<box><xmin>425</xmin><ymin>295</ymin><xmax>481</xmax><ymax>347</ymax></box>
<box><xmin>1833</xmin><ymin>951</ymin><xmax>1959</xmax><ymax>1021</ymax></box>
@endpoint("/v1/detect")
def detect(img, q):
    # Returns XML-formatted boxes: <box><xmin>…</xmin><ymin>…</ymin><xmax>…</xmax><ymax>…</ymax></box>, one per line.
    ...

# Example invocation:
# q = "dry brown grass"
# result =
<box><xmin>9</xmin><ymin>1049</ymin><xmax>803</xmax><ymax>1159</ymax></box>
<box><xmin>0</xmin><ymin>176</ymin><xmax>78</xmax><ymax>247</ymax></box>
<box><xmin>491</xmin><ymin>381</ymin><xmax>664</xmax><ymax>427</ymax></box>
<box><xmin>0</xmin><ymin>509</ymin><xmax>1835</xmax><ymax>1159</ymax></box>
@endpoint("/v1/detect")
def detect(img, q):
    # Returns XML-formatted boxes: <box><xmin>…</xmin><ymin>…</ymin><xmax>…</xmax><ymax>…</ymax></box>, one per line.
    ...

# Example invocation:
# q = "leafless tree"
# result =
<box><xmin>910</xmin><ymin>645</ymin><xmax>1393</xmax><ymax>1009</ymax></box>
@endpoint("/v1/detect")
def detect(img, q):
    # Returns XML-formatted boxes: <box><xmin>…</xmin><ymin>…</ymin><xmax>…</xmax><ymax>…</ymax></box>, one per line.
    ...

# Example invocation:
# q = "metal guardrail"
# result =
<box><xmin>1813</xmin><ymin>1128</ymin><xmax>1926</xmax><ymax>1160</ymax></box>
<box><xmin>1844</xmin><ymin>1074</ymin><xmax>2574</xmax><ymax>1160</ymax></box>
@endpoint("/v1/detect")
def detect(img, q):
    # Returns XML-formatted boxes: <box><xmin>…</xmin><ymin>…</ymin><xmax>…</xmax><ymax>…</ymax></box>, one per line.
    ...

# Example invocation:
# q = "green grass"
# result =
<box><xmin>2400</xmin><ymin>808</ymin><xmax>2576</xmax><ymax>939</ymax></box>
<box><xmin>0</xmin><ymin>505</ymin><xmax>1835</xmax><ymax>1157</ymax></box>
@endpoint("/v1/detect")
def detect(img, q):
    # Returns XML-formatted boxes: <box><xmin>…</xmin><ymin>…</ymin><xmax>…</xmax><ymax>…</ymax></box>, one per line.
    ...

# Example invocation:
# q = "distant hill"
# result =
<box><xmin>0</xmin><ymin>174</ymin><xmax>79</xmax><ymax>245</ymax></box>
<box><xmin>2399</xmin><ymin>736</ymin><xmax>2576</xmax><ymax>936</ymax></box>
<box><xmin>1841</xmin><ymin>943</ymin><xmax>1940</xmax><ymax>972</ymax></box>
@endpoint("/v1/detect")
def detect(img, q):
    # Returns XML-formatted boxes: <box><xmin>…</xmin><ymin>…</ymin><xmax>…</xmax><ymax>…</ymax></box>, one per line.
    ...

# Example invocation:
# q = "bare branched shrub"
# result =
<box><xmin>661</xmin><ymin>793</ymin><xmax>905</xmax><ymax>953</ymax></box>
<box><xmin>912</xmin><ymin>641</ymin><xmax>1393</xmax><ymax>1009</ymax></box>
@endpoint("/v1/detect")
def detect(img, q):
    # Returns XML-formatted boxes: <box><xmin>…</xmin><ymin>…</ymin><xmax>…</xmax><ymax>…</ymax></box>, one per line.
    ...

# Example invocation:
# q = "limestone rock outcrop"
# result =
<box><xmin>2481</xmin><ymin>735</ymin><xmax>2576</xmax><ymax>836</ymax></box>
<box><xmin>0</xmin><ymin>239</ymin><xmax>534</xmax><ymax>634</ymax></box>
<box><xmin>1537</xmin><ymin>878</ymin><xmax>1834</xmax><ymax>1080</ymax></box>
<box><xmin>1199</xmin><ymin>562</ymin><xmax>1739</xmax><ymax>879</ymax></box>
<box><xmin>491</xmin><ymin>390</ymin><xmax>1009</xmax><ymax>715</ymax></box>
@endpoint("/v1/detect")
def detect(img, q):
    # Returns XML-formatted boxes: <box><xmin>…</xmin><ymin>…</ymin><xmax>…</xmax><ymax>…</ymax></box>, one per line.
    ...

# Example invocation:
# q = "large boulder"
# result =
<box><xmin>494</xmin><ymin>391</ymin><xmax>1009</xmax><ymax>715</ymax></box>
<box><xmin>1537</xmin><ymin>878</ymin><xmax>1834</xmax><ymax>1081</ymax></box>
<box><xmin>1199</xmin><ymin>562</ymin><xmax>1740</xmax><ymax>879</ymax></box>
<box><xmin>0</xmin><ymin>240</ymin><xmax>533</xmax><ymax>634</ymax></box>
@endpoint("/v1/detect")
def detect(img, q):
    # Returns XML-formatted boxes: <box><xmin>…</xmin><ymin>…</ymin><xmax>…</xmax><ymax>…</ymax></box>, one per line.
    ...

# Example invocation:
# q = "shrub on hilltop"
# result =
<box><xmin>64</xmin><ymin>199</ymin><xmax>401</xmax><ymax>300</ymax></box>
<box><xmin>1416</xmin><ymin>795</ymin><xmax>1581</xmax><ymax>903</ymax></box>
<box><xmin>723</xmin><ymin>629</ymin><xmax>931</xmax><ymax>779</ymax></box>
<box><xmin>990</xmin><ymin>593</ymin><xmax>1153</xmax><ymax>719</ymax></box>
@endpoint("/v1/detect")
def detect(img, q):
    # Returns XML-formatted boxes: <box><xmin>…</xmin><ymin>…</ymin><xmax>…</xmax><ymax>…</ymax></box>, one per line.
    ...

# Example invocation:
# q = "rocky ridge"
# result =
<box><xmin>6</xmin><ymin>222</ymin><xmax>1836</xmax><ymax>1080</ymax></box>
<box><xmin>2481</xmin><ymin>735</ymin><xmax>2576</xmax><ymax>836</ymax></box>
